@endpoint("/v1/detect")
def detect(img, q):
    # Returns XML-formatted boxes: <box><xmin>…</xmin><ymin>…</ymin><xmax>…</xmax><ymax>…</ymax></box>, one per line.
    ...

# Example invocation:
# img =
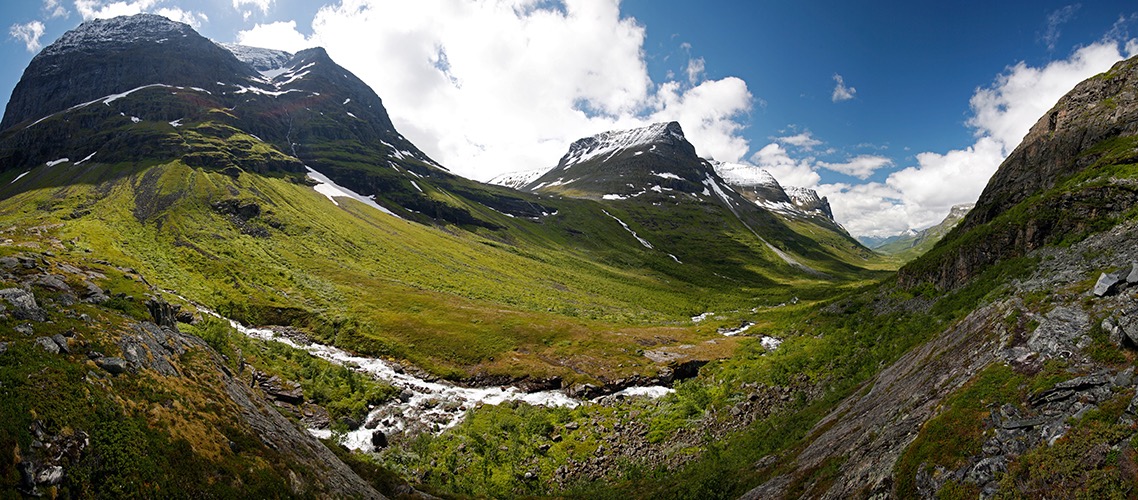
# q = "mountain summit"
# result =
<box><xmin>523</xmin><ymin>121</ymin><xmax>718</xmax><ymax>199</ymax></box>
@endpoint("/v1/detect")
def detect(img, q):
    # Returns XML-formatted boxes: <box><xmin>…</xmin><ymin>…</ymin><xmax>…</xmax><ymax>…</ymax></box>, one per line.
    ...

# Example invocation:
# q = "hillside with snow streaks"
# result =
<box><xmin>560</xmin><ymin>122</ymin><xmax>686</xmax><ymax>167</ymax></box>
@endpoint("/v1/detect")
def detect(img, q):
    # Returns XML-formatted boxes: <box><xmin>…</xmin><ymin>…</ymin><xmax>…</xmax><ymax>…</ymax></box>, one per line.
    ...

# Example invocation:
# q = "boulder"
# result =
<box><xmin>370</xmin><ymin>430</ymin><xmax>388</xmax><ymax>449</ymax></box>
<box><xmin>0</xmin><ymin>288</ymin><xmax>46</xmax><ymax>321</ymax></box>
<box><xmin>51</xmin><ymin>334</ymin><xmax>69</xmax><ymax>354</ymax></box>
<box><xmin>96</xmin><ymin>357</ymin><xmax>128</xmax><ymax>374</ymax></box>
<box><xmin>80</xmin><ymin>281</ymin><xmax>109</xmax><ymax>303</ymax></box>
<box><xmin>1093</xmin><ymin>271</ymin><xmax>1124</xmax><ymax>297</ymax></box>
<box><xmin>1129</xmin><ymin>263</ymin><xmax>1138</xmax><ymax>284</ymax></box>
<box><xmin>35</xmin><ymin>336</ymin><xmax>59</xmax><ymax>354</ymax></box>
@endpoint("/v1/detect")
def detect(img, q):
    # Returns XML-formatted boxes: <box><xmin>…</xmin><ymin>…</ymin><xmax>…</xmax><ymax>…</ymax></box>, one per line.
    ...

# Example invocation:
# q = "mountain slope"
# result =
<box><xmin>738</xmin><ymin>53</ymin><xmax>1138</xmax><ymax>499</ymax></box>
<box><xmin>521</xmin><ymin>122</ymin><xmax>888</xmax><ymax>279</ymax></box>
<box><xmin>872</xmin><ymin>203</ymin><xmax>973</xmax><ymax>262</ymax></box>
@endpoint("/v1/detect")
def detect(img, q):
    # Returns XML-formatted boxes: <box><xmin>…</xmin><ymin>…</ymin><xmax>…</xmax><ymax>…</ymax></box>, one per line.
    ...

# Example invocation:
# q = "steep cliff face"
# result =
<box><xmin>899</xmin><ymin>55</ymin><xmax>1138</xmax><ymax>290</ymax></box>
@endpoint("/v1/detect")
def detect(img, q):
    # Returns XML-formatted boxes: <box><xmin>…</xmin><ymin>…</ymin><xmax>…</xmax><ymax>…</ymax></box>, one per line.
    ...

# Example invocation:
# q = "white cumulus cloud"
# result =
<box><xmin>775</xmin><ymin>131</ymin><xmax>822</xmax><ymax>150</ymax></box>
<box><xmin>9</xmin><ymin>21</ymin><xmax>46</xmax><ymax>52</ymax></box>
<box><xmin>74</xmin><ymin>0</ymin><xmax>159</xmax><ymax>19</ymax></box>
<box><xmin>831</xmin><ymin>73</ymin><xmax>856</xmax><ymax>102</ymax></box>
<box><xmin>821</xmin><ymin>37</ymin><xmax>1136</xmax><ymax>237</ymax></box>
<box><xmin>235</xmin><ymin>20</ymin><xmax>313</xmax><ymax>52</ymax></box>
<box><xmin>155</xmin><ymin>7</ymin><xmax>207</xmax><ymax>28</ymax></box>
<box><xmin>817</xmin><ymin>154</ymin><xmax>891</xmax><ymax>180</ymax></box>
<box><xmin>233</xmin><ymin>0</ymin><xmax>754</xmax><ymax>180</ymax></box>
<box><xmin>233</xmin><ymin>0</ymin><xmax>273</xmax><ymax>15</ymax></box>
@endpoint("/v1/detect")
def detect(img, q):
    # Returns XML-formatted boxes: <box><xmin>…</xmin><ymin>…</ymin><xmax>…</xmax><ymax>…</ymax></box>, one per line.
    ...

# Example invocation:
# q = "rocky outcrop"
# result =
<box><xmin>901</xmin><ymin>55</ymin><xmax>1138</xmax><ymax>290</ymax></box>
<box><xmin>747</xmin><ymin>217</ymin><xmax>1138</xmax><ymax>498</ymax></box>
<box><xmin>0</xmin><ymin>287</ymin><xmax>46</xmax><ymax>321</ymax></box>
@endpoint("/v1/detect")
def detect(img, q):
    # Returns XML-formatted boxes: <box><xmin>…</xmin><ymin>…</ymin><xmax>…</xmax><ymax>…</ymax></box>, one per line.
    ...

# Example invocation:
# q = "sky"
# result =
<box><xmin>2</xmin><ymin>1</ymin><xmax>1137</xmax><ymax>237</ymax></box>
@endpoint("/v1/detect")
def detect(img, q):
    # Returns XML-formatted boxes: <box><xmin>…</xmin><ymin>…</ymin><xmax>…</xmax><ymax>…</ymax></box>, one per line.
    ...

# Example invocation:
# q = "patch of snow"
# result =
<box><xmin>691</xmin><ymin>312</ymin><xmax>713</xmax><ymax>323</ymax></box>
<box><xmin>653</xmin><ymin>172</ymin><xmax>682</xmax><ymax>180</ymax></box>
<box><xmin>45</xmin><ymin>158</ymin><xmax>68</xmax><ymax>167</ymax></box>
<box><xmin>9</xmin><ymin>171</ymin><xmax>31</xmax><ymax>184</ymax></box>
<box><xmin>75</xmin><ymin>151</ymin><xmax>96</xmax><ymax>165</ymax></box>
<box><xmin>668</xmin><ymin>253</ymin><xmax>682</xmax><ymax>264</ymax></box>
<box><xmin>633</xmin><ymin>151</ymin><xmax>644</xmax><ymax>156</ymax></box>
<box><xmin>343</xmin><ymin>98</ymin><xmax>351</xmax><ymax>105</ymax></box>
<box><xmin>410</xmin><ymin>180</ymin><xmax>423</xmax><ymax>193</ymax></box>
<box><xmin>346</xmin><ymin>112</ymin><xmax>358</xmax><ymax>119</ymax></box>
<box><xmin>602</xmin><ymin>210</ymin><xmax>653</xmax><ymax>249</ymax></box>
<box><xmin>602</xmin><ymin>194</ymin><xmax>627</xmax><ymax>200</ymax></box>
<box><xmin>130</xmin><ymin>116</ymin><xmax>141</xmax><ymax>123</ymax></box>
<box><xmin>233</xmin><ymin>85</ymin><xmax>300</xmax><ymax>97</ymax></box>
<box><xmin>168</xmin><ymin>118</ymin><xmax>183</xmax><ymax>127</ymax></box>
<box><xmin>306</xmin><ymin>166</ymin><xmax>402</xmax><ymax>219</ymax></box>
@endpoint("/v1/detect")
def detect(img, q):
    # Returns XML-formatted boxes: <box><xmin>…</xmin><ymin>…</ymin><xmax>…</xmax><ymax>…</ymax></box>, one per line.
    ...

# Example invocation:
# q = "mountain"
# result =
<box><xmin>0</xmin><ymin>16</ymin><xmax>896</xmax><ymax>496</ymax></box>
<box><xmin>868</xmin><ymin>203</ymin><xmax>973</xmax><ymax>261</ymax></box>
<box><xmin>19</xmin><ymin>12</ymin><xmax>1131</xmax><ymax>499</ymax></box>
<box><xmin>740</xmin><ymin>54</ymin><xmax>1138</xmax><ymax>499</ymax></box>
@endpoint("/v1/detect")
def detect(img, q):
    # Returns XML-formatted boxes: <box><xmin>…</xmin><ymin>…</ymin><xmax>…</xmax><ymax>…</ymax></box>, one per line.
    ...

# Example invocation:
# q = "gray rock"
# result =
<box><xmin>0</xmin><ymin>341</ymin><xmax>7</xmax><ymax>354</ymax></box>
<box><xmin>81</xmin><ymin>281</ymin><xmax>109</xmax><ymax>303</ymax></box>
<box><xmin>0</xmin><ymin>288</ymin><xmax>45</xmax><ymax>321</ymax></box>
<box><xmin>96</xmin><ymin>357</ymin><xmax>128</xmax><ymax>374</ymax></box>
<box><xmin>15</xmin><ymin>323</ymin><xmax>33</xmax><ymax>336</ymax></box>
<box><xmin>1128</xmin><ymin>263</ymin><xmax>1138</xmax><ymax>284</ymax></box>
<box><xmin>31</xmin><ymin>274</ymin><xmax>70</xmax><ymax>292</ymax></box>
<box><xmin>0</xmin><ymin>256</ymin><xmax>17</xmax><ymax>269</ymax></box>
<box><xmin>1093</xmin><ymin>271</ymin><xmax>1124</xmax><ymax>297</ymax></box>
<box><xmin>35</xmin><ymin>336</ymin><xmax>59</xmax><ymax>354</ymax></box>
<box><xmin>51</xmin><ymin>334</ymin><xmax>69</xmax><ymax>354</ymax></box>
<box><xmin>1114</xmin><ymin>366</ymin><xmax>1135</xmax><ymax>387</ymax></box>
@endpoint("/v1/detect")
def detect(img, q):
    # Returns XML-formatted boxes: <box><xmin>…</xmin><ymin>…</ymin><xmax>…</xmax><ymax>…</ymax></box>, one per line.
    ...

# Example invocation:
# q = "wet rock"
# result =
<box><xmin>0</xmin><ymin>288</ymin><xmax>45</xmax><ymax>321</ymax></box>
<box><xmin>370</xmin><ymin>430</ymin><xmax>388</xmax><ymax>449</ymax></box>
<box><xmin>35</xmin><ymin>336</ymin><xmax>59</xmax><ymax>354</ymax></box>
<box><xmin>1093</xmin><ymin>271</ymin><xmax>1124</xmax><ymax>297</ymax></box>
<box><xmin>338</xmin><ymin>417</ymin><xmax>360</xmax><ymax>431</ymax></box>
<box><xmin>96</xmin><ymin>357</ymin><xmax>128</xmax><ymax>374</ymax></box>
<box><xmin>36</xmin><ymin>465</ymin><xmax>63</xmax><ymax>486</ymax></box>
<box><xmin>17</xmin><ymin>461</ymin><xmax>36</xmax><ymax>495</ymax></box>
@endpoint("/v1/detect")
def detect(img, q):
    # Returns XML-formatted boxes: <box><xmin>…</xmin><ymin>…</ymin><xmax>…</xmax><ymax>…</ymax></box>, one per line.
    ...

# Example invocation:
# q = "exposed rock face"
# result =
<box><xmin>901</xmin><ymin>55</ymin><xmax>1138</xmax><ymax>290</ymax></box>
<box><xmin>747</xmin><ymin>217</ymin><xmax>1138</xmax><ymax>498</ymax></box>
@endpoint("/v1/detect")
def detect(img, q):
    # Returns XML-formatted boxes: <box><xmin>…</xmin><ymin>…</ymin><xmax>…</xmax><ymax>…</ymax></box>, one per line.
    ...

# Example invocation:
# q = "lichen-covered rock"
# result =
<box><xmin>0</xmin><ymin>288</ymin><xmax>45</xmax><ymax>321</ymax></box>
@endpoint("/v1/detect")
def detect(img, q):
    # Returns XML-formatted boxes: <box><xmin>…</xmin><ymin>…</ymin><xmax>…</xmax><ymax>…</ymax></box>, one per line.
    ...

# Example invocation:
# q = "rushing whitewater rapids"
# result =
<box><xmin>180</xmin><ymin>302</ymin><xmax>677</xmax><ymax>451</ymax></box>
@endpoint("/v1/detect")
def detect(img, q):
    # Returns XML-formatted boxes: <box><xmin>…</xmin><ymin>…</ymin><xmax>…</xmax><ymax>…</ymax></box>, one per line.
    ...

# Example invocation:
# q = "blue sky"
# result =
<box><xmin>2</xmin><ymin>1</ymin><xmax>1136</xmax><ymax>236</ymax></box>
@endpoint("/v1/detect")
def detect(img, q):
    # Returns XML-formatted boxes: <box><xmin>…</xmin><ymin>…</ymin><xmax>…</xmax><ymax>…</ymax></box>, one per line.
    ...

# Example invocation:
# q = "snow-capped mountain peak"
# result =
<box><xmin>560</xmin><ymin>121</ymin><xmax>689</xmax><ymax>168</ymax></box>
<box><xmin>711</xmin><ymin>161</ymin><xmax>781</xmax><ymax>189</ymax></box>
<box><xmin>39</xmin><ymin>14</ymin><xmax>194</xmax><ymax>58</ymax></box>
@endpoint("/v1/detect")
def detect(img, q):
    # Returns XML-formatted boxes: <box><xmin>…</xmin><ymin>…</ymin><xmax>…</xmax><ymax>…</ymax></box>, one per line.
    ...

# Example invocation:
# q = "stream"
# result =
<box><xmin>216</xmin><ymin>317</ymin><xmax>674</xmax><ymax>451</ymax></box>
